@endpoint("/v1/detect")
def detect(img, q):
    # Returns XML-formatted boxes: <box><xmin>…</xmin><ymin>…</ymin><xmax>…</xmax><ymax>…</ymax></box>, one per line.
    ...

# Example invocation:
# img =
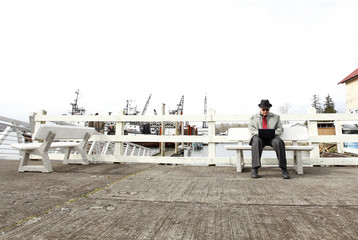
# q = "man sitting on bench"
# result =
<box><xmin>248</xmin><ymin>99</ymin><xmax>290</xmax><ymax>179</ymax></box>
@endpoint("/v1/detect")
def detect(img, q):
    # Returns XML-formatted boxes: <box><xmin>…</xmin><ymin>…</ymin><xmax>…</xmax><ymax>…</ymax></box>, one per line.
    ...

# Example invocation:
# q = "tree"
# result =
<box><xmin>323</xmin><ymin>94</ymin><xmax>337</xmax><ymax>113</ymax></box>
<box><xmin>278</xmin><ymin>102</ymin><xmax>291</xmax><ymax>124</ymax></box>
<box><xmin>278</xmin><ymin>102</ymin><xmax>292</xmax><ymax>114</ymax></box>
<box><xmin>311</xmin><ymin>94</ymin><xmax>323</xmax><ymax>113</ymax></box>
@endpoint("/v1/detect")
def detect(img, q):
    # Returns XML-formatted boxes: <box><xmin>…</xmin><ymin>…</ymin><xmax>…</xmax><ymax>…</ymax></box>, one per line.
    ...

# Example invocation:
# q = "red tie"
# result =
<box><xmin>262</xmin><ymin>116</ymin><xmax>267</xmax><ymax>129</ymax></box>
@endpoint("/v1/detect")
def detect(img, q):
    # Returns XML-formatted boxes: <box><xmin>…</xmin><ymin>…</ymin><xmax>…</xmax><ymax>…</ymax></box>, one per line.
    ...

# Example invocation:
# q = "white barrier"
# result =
<box><xmin>26</xmin><ymin>109</ymin><xmax>358</xmax><ymax>166</ymax></box>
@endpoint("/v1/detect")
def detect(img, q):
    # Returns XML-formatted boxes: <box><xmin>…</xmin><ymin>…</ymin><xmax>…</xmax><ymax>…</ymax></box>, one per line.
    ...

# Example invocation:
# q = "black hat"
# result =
<box><xmin>258</xmin><ymin>99</ymin><xmax>272</xmax><ymax>108</ymax></box>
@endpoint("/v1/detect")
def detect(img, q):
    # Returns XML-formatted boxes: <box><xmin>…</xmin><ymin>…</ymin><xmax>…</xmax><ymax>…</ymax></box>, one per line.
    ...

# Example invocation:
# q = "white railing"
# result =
<box><xmin>88</xmin><ymin>141</ymin><xmax>153</xmax><ymax>156</ymax></box>
<box><xmin>0</xmin><ymin>116</ymin><xmax>30</xmax><ymax>160</ymax></box>
<box><xmin>29</xmin><ymin>109</ymin><xmax>358</xmax><ymax>166</ymax></box>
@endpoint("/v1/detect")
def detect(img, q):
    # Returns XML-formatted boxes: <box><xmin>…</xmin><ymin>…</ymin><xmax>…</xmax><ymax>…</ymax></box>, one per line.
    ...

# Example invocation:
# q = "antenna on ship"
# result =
<box><xmin>70</xmin><ymin>89</ymin><xmax>86</xmax><ymax>115</ymax></box>
<box><xmin>203</xmin><ymin>93</ymin><xmax>208</xmax><ymax>128</ymax></box>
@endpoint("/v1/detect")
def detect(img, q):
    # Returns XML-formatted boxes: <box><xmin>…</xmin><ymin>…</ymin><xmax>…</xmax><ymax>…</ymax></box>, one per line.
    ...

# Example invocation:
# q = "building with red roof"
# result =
<box><xmin>338</xmin><ymin>67</ymin><xmax>358</xmax><ymax>113</ymax></box>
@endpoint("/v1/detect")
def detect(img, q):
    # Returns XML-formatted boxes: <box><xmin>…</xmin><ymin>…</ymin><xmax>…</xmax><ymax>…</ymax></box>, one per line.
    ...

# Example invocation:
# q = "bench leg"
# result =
<box><xmin>18</xmin><ymin>151</ymin><xmax>30</xmax><ymax>172</ymax></box>
<box><xmin>63</xmin><ymin>147</ymin><xmax>71</xmax><ymax>164</ymax></box>
<box><xmin>18</xmin><ymin>150</ymin><xmax>53</xmax><ymax>173</ymax></box>
<box><xmin>74</xmin><ymin>133</ymin><xmax>90</xmax><ymax>165</ymax></box>
<box><xmin>235</xmin><ymin>150</ymin><xmax>244</xmax><ymax>172</ymax></box>
<box><xmin>41</xmin><ymin>152</ymin><xmax>53</xmax><ymax>173</ymax></box>
<box><xmin>63</xmin><ymin>147</ymin><xmax>89</xmax><ymax>165</ymax></box>
<box><xmin>78</xmin><ymin>148</ymin><xmax>89</xmax><ymax>165</ymax></box>
<box><xmin>293</xmin><ymin>150</ymin><xmax>303</xmax><ymax>174</ymax></box>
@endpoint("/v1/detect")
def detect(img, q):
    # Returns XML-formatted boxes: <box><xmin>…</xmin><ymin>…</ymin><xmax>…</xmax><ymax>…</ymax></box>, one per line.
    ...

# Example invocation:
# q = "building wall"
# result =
<box><xmin>318</xmin><ymin>127</ymin><xmax>335</xmax><ymax>135</ymax></box>
<box><xmin>346</xmin><ymin>78</ymin><xmax>358</xmax><ymax>112</ymax></box>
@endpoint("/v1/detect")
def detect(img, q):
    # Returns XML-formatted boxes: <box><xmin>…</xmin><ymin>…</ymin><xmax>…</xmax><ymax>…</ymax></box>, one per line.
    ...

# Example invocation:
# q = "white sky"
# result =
<box><xmin>1</xmin><ymin>0</ymin><xmax>358</xmax><ymax>121</ymax></box>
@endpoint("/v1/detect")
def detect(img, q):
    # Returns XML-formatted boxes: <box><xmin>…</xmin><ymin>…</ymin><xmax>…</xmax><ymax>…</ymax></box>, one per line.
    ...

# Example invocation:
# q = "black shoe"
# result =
<box><xmin>282</xmin><ymin>169</ymin><xmax>291</xmax><ymax>179</ymax></box>
<box><xmin>251</xmin><ymin>168</ymin><xmax>259</xmax><ymax>178</ymax></box>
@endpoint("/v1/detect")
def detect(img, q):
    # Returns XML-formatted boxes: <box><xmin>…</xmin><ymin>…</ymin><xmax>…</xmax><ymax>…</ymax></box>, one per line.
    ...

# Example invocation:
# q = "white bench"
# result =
<box><xmin>225</xmin><ymin>127</ymin><xmax>314</xmax><ymax>174</ymax></box>
<box><xmin>12</xmin><ymin>125</ymin><xmax>95</xmax><ymax>173</ymax></box>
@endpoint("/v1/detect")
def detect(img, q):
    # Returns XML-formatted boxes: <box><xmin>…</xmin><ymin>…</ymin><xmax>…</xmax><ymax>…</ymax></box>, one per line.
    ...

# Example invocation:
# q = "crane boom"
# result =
<box><xmin>141</xmin><ymin>94</ymin><xmax>152</xmax><ymax>115</ymax></box>
<box><xmin>177</xmin><ymin>95</ymin><xmax>184</xmax><ymax>114</ymax></box>
<box><xmin>169</xmin><ymin>95</ymin><xmax>184</xmax><ymax>115</ymax></box>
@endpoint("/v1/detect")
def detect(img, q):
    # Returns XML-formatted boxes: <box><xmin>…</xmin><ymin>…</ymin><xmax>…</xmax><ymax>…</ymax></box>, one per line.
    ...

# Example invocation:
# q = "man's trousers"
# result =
<box><xmin>250</xmin><ymin>136</ymin><xmax>287</xmax><ymax>169</ymax></box>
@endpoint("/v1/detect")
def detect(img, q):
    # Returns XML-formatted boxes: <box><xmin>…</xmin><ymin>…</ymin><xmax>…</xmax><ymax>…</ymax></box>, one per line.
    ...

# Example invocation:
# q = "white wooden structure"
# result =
<box><xmin>89</xmin><ymin>141</ymin><xmax>153</xmax><ymax>157</ymax></box>
<box><xmin>225</xmin><ymin>127</ymin><xmax>314</xmax><ymax>174</ymax></box>
<box><xmin>26</xmin><ymin>108</ymin><xmax>358</xmax><ymax>168</ymax></box>
<box><xmin>0</xmin><ymin>116</ymin><xmax>30</xmax><ymax>160</ymax></box>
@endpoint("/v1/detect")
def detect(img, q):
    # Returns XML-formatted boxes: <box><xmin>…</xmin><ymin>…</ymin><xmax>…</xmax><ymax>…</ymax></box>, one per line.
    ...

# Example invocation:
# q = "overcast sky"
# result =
<box><xmin>1</xmin><ymin>0</ymin><xmax>358</xmax><ymax>121</ymax></box>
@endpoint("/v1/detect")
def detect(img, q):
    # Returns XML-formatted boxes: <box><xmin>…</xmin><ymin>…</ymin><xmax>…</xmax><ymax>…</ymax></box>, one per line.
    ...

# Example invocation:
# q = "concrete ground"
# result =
<box><xmin>1</xmin><ymin>160</ymin><xmax>358</xmax><ymax>240</ymax></box>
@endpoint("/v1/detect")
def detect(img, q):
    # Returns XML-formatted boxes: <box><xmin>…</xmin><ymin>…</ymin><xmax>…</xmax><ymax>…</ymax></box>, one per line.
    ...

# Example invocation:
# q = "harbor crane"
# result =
<box><xmin>141</xmin><ymin>94</ymin><xmax>152</xmax><ymax>115</ymax></box>
<box><xmin>169</xmin><ymin>95</ymin><xmax>184</xmax><ymax>115</ymax></box>
<box><xmin>124</xmin><ymin>93</ymin><xmax>151</xmax><ymax>116</ymax></box>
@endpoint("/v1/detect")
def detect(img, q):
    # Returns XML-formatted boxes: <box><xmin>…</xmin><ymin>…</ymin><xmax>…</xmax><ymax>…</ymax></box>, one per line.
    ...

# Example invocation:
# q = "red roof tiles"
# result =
<box><xmin>339</xmin><ymin>67</ymin><xmax>358</xmax><ymax>84</ymax></box>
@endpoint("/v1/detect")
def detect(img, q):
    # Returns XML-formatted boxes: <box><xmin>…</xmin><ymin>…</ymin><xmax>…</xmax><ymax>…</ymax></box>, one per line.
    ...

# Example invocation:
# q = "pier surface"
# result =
<box><xmin>1</xmin><ymin>160</ymin><xmax>358</xmax><ymax>239</ymax></box>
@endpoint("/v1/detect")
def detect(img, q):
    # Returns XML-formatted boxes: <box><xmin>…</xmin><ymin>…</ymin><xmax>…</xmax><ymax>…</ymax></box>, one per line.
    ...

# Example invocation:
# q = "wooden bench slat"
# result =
<box><xmin>228</xmin><ymin>127</ymin><xmax>309</xmax><ymax>141</ymax></box>
<box><xmin>12</xmin><ymin>143</ymin><xmax>42</xmax><ymax>151</ymax></box>
<box><xmin>34</xmin><ymin>125</ymin><xmax>96</xmax><ymax>140</ymax></box>
<box><xmin>12</xmin><ymin>142</ymin><xmax>80</xmax><ymax>151</ymax></box>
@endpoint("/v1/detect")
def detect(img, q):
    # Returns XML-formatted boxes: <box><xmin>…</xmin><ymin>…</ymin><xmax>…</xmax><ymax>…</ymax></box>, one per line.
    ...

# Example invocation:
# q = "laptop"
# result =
<box><xmin>258</xmin><ymin>129</ymin><xmax>275</xmax><ymax>139</ymax></box>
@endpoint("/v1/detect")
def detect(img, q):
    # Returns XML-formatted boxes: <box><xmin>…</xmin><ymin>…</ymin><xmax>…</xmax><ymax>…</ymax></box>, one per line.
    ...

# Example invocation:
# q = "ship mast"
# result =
<box><xmin>70</xmin><ymin>89</ymin><xmax>86</xmax><ymax>115</ymax></box>
<box><xmin>203</xmin><ymin>94</ymin><xmax>208</xmax><ymax>128</ymax></box>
